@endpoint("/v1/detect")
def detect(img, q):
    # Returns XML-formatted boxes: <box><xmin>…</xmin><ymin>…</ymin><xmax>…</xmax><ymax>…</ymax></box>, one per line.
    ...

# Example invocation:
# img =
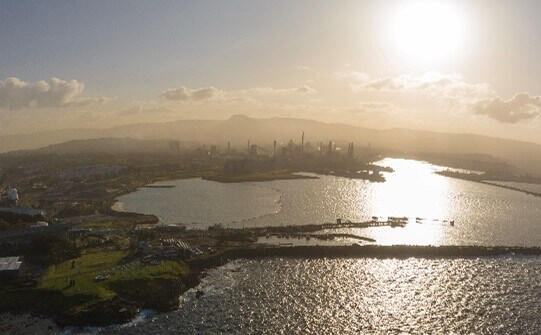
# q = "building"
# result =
<box><xmin>327</xmin><ymin>141</ymin><xmax>334</xmax><ymax>155</ymax></box>
<box><xmin>209</xmin><ymin>145</ymin><xmax>217</xmax><ymax>157</ymax></box>
<box><xmin>0</xmin><ymin>207</ymin><xmax>45</xmax><ymax>223</ymax></box>
<box><xmin>30</xmin><ymin>221</ymin><xmax>49</xmax><ymax>228</ymax></box>
<box><xmin>67</xmin><ymin>228</ymin><xmax>93</xmax><ymax>239</ymax></box>
<box><xmin>0</xmin><ymin>256</ymin><xmax>22</xmax><ymax>280</ymax></box>
<box><xmin>249</xmin><ymin>144</ymin><xmax>258</xmax><ymax>156</ymax></box>
<box><xmin>347</xmin><ymin>142</ymin><xmax>355</xmax><ymax>159</ymax></box>
<box><xmin>0</xmin><ymin>188</ymin><xmax>19</xmax><ymax>206</ymax></box>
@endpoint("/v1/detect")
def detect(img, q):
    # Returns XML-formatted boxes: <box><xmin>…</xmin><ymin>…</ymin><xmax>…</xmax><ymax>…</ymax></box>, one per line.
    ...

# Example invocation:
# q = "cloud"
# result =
<box><xmin>346</xmin><ymin>102</ymin><xmax>394</xmax><ymax>115</ymax></box>
<box><xmin>243</xmin><ymin>85</ymin><xmax>317</xmax><ymax>96</ymax></box>
<box><xmin>0</xmin><ymin>77</ymin><xmax>98</xmax><ymax>110</ymax></box>
<box><xmin>70</xmin><ymin>96</ymin><xmax>113</xmax><ymax>107</ymax></box>
<box><xmin>472</xmin><ymin>93</ymin><xmax>541</xmax><ymax>123</ymax></box>
<box><xmin>295</xmin><ymin>65</ymin><xmax>312</xmax><ymax>72</ymax></box>
<box><xmin>354</xmin><ymin>72</ymin><xmax>541</xmax><ymax>124</ymax></box>
<box><xmin>294</xmin><ymin>85</ymin><xmax>317</xmax><ymax>94</ymax></box>
<box><xmin>346</xmin><ymin>71</ymin><xmax>541</xmax><ymax>123</ymax></box>
<box><xmin>351</xmin><ymin>72</ymin><xmax>494</xmax><ymax>103</ymax></box>
<box><xmin>358</xmin><ymin>102</ymin><xmax>392</xmax><ymax>110</ymax></box>
<box><xmin>117</xmin><ymin>105</ymin><xmax>173</xmax><ymax>116</ymax></box>
<box><xmin>364</xmin><ymin>78</ymin><xmax>402</xmax><ymax>91</ymax></box>
<box><xmin>160</xmin><ymin>86</ymin><xmax>222</xmax><ymax>101</ymax></box>
<box><xmin>160</xmin><ymin>84</ymin><xmax>318</xmax><ymax>107</ymax></box>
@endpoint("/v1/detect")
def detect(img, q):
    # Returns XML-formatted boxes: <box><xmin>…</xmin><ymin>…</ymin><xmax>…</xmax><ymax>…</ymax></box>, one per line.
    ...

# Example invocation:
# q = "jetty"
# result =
<box><xmin>324</xmin><ymin>217</ymin><xmax>408</xmax><ymax>228</ymax></box>
<box><xmin>142</xmin><ymin>185</ymin><xmax>176</xmax><ymax>188</ymax></box>
<box><xmin>219</xmin><ymin>218</ymin><xmax>409</xmax><ymax>237</ymax></box>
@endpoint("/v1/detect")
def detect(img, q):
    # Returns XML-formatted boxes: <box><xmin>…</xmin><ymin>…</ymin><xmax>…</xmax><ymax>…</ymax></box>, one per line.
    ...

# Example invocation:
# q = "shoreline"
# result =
<box><xmin>202</xmin><ymin>171</ymin><xmax>318</xmax><ymax>183</ymax></box>
<box><xmin>106</xmin><ymin>168</ymin><xmax>387</xmax><ymax>223</ymax></box>
<box><xmin>107</xmin><ymin>163</ymin><xmax>394</xmax><ymax>221</ymax></box>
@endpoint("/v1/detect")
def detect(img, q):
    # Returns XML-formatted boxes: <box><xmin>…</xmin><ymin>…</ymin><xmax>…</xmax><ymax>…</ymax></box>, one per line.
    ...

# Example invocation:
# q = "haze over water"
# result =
<box><xmin>116</xmin><ymin>158</ymin><xmax>541</xmax><ymax>246</ymax></box>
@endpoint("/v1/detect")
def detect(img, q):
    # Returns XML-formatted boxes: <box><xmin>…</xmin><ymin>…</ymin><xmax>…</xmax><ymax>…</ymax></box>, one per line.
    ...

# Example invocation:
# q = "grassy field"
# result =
<box><xmin>39</xmin><ymin>250</ymin><xmax>190</xmax><ymax>301</ymax></box>
<box><xmin>0</xmin><ymin>249</ymin><xmax>191</xmax><ymax>322</ymax></box>
<box><xmin>39</xmin><ymin>250</ymin><xmax>128</xmax><ymax>301</ymax></box>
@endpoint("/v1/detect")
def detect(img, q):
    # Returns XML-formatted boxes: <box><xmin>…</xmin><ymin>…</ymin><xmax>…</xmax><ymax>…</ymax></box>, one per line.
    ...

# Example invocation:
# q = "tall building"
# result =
<box><xmin>301</xmin><ymin>131</ymin><xmax>304</xmax><ymax>154</ymax></box>
<box><xmin>249</xmin><ymin>144</ymin><xmax>258</xmax><ymax>156</ymax></box>
<box><xmin>347</xmin><ymin>142</ymin><xmax>354</xmax><ymax>159</ymax></box>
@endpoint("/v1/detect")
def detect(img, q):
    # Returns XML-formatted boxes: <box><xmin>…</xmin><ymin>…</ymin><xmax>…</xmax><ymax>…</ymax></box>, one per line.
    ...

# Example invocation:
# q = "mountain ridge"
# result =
<box><xmin>1</xmin><ymin>114</ymin><xmax>541</xmax><ymax>175</ymax></box>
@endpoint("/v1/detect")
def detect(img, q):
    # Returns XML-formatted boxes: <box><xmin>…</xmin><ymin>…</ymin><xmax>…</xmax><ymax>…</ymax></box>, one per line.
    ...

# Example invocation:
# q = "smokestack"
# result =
<box><xmin>301</xmin><ymin>131</ymin><xmax>304</xmax><ymax>154</ymax></box>
<box><xmin>273</xmin><ymin>140</ymin><xmax>277</xmax><ymax>157</ymax></box>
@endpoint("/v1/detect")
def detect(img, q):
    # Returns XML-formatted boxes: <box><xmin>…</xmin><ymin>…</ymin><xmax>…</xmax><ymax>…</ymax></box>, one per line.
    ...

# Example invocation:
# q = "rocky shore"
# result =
<box><xmin>0</xmin><ymin>313</ymin><xmax>60</xmax><ymax>335</ymax></box>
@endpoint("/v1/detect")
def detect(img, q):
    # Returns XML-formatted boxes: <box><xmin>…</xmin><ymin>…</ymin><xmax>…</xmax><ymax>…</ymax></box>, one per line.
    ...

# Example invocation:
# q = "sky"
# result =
<box><xmin>1</xmin><ymin>0</ymin><xmax>541</xmax><ymax>143</ymax></box>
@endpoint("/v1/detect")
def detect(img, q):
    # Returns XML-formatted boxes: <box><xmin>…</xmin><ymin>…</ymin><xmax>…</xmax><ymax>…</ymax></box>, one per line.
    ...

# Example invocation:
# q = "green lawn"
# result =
<box><xmin>39</xmin><ymin>250</ymin><xmax>190</xmax><ymax>303</ymax></box>
<box><xmin>0</xmin><ymin>249</ymin><xmax>191</xmax><ymax>319</ymax></box>
<box><xmin>39</xmin><ymin>250</ymin><xmax>128</xmax><ymax>300</ymax></box>
<box><xmin>109</xmin><ymin>260</ymin><xmax>190</xmax><ymax>281</ymax></box>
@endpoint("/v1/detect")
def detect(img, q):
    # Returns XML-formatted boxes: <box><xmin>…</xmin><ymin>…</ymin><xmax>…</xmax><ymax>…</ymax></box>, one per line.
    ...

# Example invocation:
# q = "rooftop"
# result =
<box><xmin>0</xmin><ymin>256</ymin><xmax>22</xmax><ymax>272</ymax></box>
<box><xmin>0</xmin><ymin>207</ymin><xmax>44</xmax><ymax>217</ymax></box>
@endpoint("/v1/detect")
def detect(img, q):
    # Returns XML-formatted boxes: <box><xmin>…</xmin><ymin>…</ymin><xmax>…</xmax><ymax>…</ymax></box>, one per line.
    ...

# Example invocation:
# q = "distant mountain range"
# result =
<box><xmin>2</xmin><ymin>114</ymin><xmax>541</xmax><ymax>175</ymax></box>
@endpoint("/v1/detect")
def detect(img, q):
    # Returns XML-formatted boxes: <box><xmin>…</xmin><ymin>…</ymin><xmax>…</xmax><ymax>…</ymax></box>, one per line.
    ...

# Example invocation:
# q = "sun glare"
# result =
<box><xmin>389</xmin><ymin>2</ymin><xmax>465</xmax><ymax>64</ymax></box>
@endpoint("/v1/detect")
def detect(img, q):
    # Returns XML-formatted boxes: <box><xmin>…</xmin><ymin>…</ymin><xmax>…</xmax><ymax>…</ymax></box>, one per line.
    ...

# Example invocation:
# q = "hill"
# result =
<box><xmin>2</xmin><ymin>114</ymin><xmax>541</xmax><ymax>175</ymax></box>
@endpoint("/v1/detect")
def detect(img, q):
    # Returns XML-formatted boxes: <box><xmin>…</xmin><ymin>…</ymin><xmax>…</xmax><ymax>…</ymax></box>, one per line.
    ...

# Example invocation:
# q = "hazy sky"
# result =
<box><xmin>1</xmin><ymin>0</ymin><xmax>541</xmax><ymax>142</ymax></box>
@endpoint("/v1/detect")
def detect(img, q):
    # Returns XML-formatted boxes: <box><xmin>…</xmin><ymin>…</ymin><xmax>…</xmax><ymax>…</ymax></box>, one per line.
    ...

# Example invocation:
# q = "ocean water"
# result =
<box><xmin>101</xmin><ymin>159</ymin><xmax>541</xmax><ymax>334</ymax></box>
<box><xmin>115</xmin><ymin>158</ymin><xmax>541</xmax><ymax>246</ymax></box>
<box><xmin>103</xmin><ymin>256</ymin><xmax>541</xmax><ymax>335</ymax></box>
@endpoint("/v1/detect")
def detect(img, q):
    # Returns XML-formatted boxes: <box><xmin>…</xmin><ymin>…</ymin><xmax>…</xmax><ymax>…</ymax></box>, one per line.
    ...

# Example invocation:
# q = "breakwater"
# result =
<box><xmin>437</xmin><ymin>171</ymin><xmax>541</xmax><ymax>198</ymax></box>
<box><xmin>481</xmin><ymin>181</ymin><xmax>541</xmax><ymax>198</ymax></box>
<box><xmin>189</xmin><ymin>244</ymin><xmax>541</xmax><ymax>271</ymax></box>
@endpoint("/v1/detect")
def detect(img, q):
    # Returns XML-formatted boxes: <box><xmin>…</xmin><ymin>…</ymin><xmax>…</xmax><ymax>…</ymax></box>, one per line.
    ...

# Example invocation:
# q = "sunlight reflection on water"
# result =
<box><xmin>367</xmin><ymin>159</ymin><xmax>450</xmax><ymax>245</ymax></box>
<box><xmin>106</xmin><ymin>257</ymin><xmax>541</xmax><ymax>335</ymax></box>
<box><xmin>370</xmin><ymin>159</ymin><xmax>452</xmax><ymax>219</ymax></box>
<box><xmin>116</xmin><ymin>158</ymin><xmax>541</xmax><ymax>246</ymax></box>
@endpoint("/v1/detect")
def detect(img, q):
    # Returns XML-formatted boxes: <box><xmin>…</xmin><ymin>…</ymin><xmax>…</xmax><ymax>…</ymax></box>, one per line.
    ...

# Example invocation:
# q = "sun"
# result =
<box><xmin>389</xmin><ymin>1</ymin><xmax>465</xmax><ymax>64</ymax></box>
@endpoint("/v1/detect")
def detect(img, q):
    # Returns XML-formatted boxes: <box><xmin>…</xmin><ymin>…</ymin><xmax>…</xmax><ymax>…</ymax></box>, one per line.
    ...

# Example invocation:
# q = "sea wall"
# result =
<box><xmin>189</xmin><ymin>244</ymin><xmax>541</xmax><ymax>271</ymax></box>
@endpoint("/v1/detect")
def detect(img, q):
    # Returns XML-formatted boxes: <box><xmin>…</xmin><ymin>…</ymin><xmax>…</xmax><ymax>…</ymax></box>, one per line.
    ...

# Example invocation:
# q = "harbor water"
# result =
<box><xmin>116</xmin><ymin>158</ymin><xmax>541</xmax><ymax>246</ymax></box>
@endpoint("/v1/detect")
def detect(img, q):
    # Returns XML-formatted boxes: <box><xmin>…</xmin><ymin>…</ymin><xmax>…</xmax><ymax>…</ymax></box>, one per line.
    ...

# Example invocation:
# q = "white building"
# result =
<box><xmin>1</xmin><ymin>187</ymin><xmax>19</xmax><ymax>206</ymax></box>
